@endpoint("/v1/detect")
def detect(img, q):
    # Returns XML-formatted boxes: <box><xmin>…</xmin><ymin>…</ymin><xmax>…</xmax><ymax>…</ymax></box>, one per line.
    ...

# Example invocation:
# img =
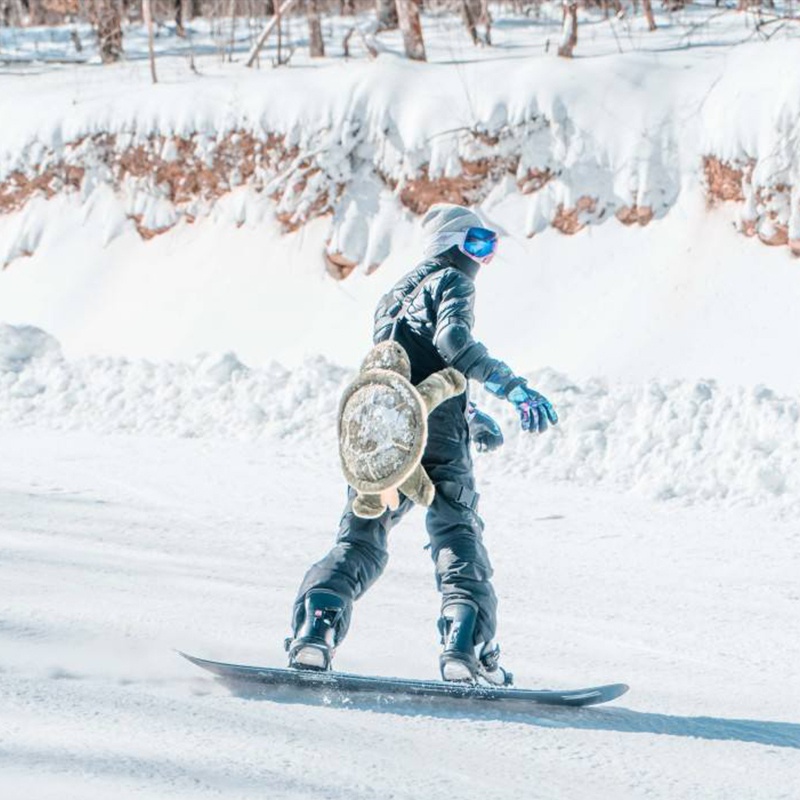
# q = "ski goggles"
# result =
<box><xmin>461</xmin><ymin>227</ymin><xmax>498</xmax><ymax>259</ymax></box>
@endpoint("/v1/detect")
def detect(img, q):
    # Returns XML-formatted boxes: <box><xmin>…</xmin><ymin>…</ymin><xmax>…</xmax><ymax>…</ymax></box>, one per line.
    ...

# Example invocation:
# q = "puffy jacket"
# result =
<box><xmin>373</xmin><ymin>246</ymin><xmax>518</xmax><ymax>389</ymax></box>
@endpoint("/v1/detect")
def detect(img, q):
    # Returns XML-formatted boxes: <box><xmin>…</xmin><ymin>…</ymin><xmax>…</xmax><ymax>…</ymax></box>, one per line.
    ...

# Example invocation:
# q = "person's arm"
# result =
<box><xmin>433</xmin><ymin>271</ymin><xmax>558</xmax><ymax>433</ymax></box>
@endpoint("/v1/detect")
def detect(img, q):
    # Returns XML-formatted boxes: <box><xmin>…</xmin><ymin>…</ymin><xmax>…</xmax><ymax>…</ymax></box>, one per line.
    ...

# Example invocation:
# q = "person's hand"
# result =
<box><xmin>467</xmin><ymin>402</ymin><xmax>504</xmax><ymax>452</ymax></box>
<box><xmin>507</xmin><ymin>385</ymin><xmax>558</xmax><ymax>433</ymax></box>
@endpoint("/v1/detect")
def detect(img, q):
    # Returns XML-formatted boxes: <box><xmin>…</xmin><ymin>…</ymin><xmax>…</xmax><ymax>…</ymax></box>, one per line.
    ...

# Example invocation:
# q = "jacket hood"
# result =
<box><xmin>421</xmin><ymin>204</ymin><xmax>486</xmax><ymax>261</ymax></box>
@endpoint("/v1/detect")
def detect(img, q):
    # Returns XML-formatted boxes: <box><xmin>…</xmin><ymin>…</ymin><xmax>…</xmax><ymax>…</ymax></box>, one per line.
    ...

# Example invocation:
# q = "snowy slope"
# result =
<box><xmin>3</xmin><ymin>189</ymin><xmax>800</xmax><ymax>395</ymax></box>
<box><xmin>2</xmin><ymin>8</ymin><xmax>800</xmax><ymax>390</ymax></box>
<box><xmin>1</xmin><ymin>430</ymin><xmax>798</xmax><ymax>799</ymax></box>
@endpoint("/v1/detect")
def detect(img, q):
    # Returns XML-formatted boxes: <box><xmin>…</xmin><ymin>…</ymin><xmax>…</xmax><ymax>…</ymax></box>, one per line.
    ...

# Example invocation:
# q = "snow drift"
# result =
<box><xmin>2</xmin><ymin>323</ymin><xmax>797</xmax><ymax>512</ymax></box>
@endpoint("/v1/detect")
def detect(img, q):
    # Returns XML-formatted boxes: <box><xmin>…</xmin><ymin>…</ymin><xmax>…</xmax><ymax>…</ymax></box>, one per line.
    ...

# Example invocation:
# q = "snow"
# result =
<box><xmin>3</xmin><ymin>11</ymin><xmax>800</xmax><ymax>390</ymax></box>
<box><xmin>1</xmin><ymin>430</ymin><xmax>799</xmax><ymax>799</ymax></box>
<box><xmin>3</xmin><ymin>6</ymin><xmax>800</xmax><ymax>274</ymax></box>
<box><xmin>1</xmin><ymin>317</ymin><xmax>798</xmax><ymax>513</ymax></box>
<box><xmin>2</xmin><ymin>6</ymin><xmax>800</xmax><ymax>798</ymax></box>
<box><xmin>3</xmin><ymin>185</ymin><xmax>800</xmax><ymax>395</ymax></box>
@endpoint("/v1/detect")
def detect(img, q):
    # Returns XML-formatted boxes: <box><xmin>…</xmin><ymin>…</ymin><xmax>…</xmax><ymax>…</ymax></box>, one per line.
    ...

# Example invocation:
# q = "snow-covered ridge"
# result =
<box><xmin>3</xmin><ymin>32</ymin><xmax>800</xmax><ymax>272</ymax></box>
<box><xmin>3</xmin><ymin>323</ymin><xmax>797</xmax><ymax>511</ymax></box>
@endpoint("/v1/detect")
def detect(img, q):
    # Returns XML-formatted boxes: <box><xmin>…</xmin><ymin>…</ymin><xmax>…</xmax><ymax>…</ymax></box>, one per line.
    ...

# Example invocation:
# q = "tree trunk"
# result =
<box><xmin>8</xmin><ymin>0</ymin><xmax>24</xmax><ymax>25</ymax></box>
<box><xmin>143</xmin><ymin>0</ymin><xmax>157</xmax><ymax>82</ymax></box>
<box><xmin>480</xmin><ymin>0</ymin><xmax>492</xmax><ymax>45</ymax></box>
<box><xmin>228</xmin><ymin>0</ymin><xmax>236</xmax><ymax>61</ymax></box>
<box><xmin>460</xmin><ymin>0</ymin><xmax>479</xmax><ymax>46</ymax></box>
<box><xmin>556</xmin><ymin>0</ymin><xmax>577</xmax><ymax>58</ymax></box>
<box><xmin>175</xmin><ymin>0</ymin><xmax>185</xmax><ymax>36</ymax></box>
<box><xmin>396</xmin><ymin>0</ymin><xmax>425</xmax><ymax>61</ymax></box>
<box><xmin>461</xmin><ymin>0</ymin><xmax>491</xmax><ymax>46</ymax></box>
<box><xmin>89</xmin><ymin>0</ymin><xmax>123</xmax><ymax>63</ymax></box>
<box><xmin>376</xmin><ymin>0</ymin><xmax>398</xmax><ymax>31</ymax></box>
<box><xmin>306</xmin><ymin>0</ymin><xmax>324</xmax><ymax>56</ymax></box>
<box><xmin>26</xmin><ymin>0</ymin><xmax>46</xmax><ymax>24</ymax></box>
<box><xmin>245</xmin><ymin>0</ymin><xmax>298</xmax><ymax>67</ymax></box>
<box><xmin>642</xmin><ymin>0</ymin><xmax>656</xmax><ymax>30</ymax></box>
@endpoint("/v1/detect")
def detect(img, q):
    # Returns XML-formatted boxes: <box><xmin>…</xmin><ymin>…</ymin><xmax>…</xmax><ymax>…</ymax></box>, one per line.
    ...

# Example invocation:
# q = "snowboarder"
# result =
<box><xmin>286</xmin><ymin>204</ymin><xmax>558</xmax><ymax>684</ymax></box>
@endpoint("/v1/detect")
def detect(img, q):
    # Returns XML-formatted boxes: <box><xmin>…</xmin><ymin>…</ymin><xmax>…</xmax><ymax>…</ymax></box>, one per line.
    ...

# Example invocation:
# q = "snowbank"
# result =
<box><xmin>2</xmin><ymin>323</ymin><xmax>797</xmax><ymax>512</ymax></box>
<box><xmin>2</xmin><ymin>12</ymin><xmax>800</xmax><ymax>273</ymax></box>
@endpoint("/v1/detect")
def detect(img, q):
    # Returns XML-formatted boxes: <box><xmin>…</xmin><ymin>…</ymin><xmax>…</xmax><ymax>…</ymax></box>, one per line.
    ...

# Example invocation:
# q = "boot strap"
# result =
<box><xmin>437</xmin><ymin>481</ymin><xmax>480</xmax><ymax>512</ymax></box>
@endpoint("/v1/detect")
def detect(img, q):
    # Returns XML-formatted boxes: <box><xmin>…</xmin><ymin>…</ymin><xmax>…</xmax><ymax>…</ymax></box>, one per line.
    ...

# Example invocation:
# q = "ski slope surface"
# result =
<box><xmin>1</xmin><ymin>429</ymin><xmax>798</xmax><ymax>800</ymax></box>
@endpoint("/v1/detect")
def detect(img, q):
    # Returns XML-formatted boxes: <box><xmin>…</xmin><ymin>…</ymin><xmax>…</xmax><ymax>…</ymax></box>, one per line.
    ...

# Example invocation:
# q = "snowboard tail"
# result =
<box><xmin>180</xmin><ymin>652</ymin><xmax>628</xmax><ymax>708</ymax></box>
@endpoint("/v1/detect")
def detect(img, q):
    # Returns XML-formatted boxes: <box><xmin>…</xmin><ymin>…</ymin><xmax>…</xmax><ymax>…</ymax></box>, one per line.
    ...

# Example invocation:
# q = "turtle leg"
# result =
<box><xmin>398</xmin><ymin>465</ymin><xmax>436</xmax><ymax>507</ymax></box>
<box><xmin>380</xmin><ymin>487</ymin><xmax>401</xmax><ymax>512</ymax></box>
<box><xmin>416</xmin><ymin>368</ymin><xmax>467</xmax><ymax>415</ymax></box>
<box><xmin>352</xmin><ymin>492</ymin><xmax>386</xmax><ymax>519</ymax></box>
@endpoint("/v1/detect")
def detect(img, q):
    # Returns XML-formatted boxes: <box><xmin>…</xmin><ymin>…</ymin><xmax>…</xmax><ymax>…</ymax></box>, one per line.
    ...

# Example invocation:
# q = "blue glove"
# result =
<box><xmin>467</xmin><ymin>402</ymin><xmax>504</xmax><ymax>452</ymax></box>
<box><xmin>507</xmin><ymin>384</ymin><xmax>558</xmax><ymax>433</ymax></box>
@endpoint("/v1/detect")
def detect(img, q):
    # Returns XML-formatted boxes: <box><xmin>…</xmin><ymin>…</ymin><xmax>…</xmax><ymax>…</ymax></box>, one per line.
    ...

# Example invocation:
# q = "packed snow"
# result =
<box><xmin>1</xmin><ymin>430</ymin><xmax>798</xmax><ymax>799</ymax></box>
<box><xmin>2</xmin><ymin>321</ymin><xmax>799</xmax><ymax>513</ymax></box>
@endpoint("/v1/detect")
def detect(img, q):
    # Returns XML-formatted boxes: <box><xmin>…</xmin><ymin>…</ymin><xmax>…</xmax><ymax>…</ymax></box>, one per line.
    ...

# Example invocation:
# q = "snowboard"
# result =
<box><xmin>180</xmin><ymin>652</ymin><xmax>628</xmax><ymax>708</ymax></box>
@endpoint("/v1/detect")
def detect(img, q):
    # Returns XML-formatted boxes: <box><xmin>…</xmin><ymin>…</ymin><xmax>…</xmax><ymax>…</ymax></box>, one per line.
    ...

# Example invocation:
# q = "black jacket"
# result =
<box><xmin>373</xmin><ymin>246</ymin><xmax>513</xmax><ymax>388</ymax></box>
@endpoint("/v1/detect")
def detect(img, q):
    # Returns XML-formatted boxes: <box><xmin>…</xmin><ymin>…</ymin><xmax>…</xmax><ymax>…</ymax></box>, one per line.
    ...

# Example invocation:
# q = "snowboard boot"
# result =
<box><xmin>438</xmin><ymin>601</ymin><xmax>480</xmax><ymax>683</ymax></box>
<box><xmin>285</xmin><ymin>590</ymin><xmax>345</xmax><ymax>671</ymax></box>
<box><xmin>438</xmin><ymin>601</ymin><xmax>514</xmax><ymax>686</ymax></box>
<box><xmin>476</xmin><ymin>640</ymin><xmax>513</xmax><ymax>687</ymax></box>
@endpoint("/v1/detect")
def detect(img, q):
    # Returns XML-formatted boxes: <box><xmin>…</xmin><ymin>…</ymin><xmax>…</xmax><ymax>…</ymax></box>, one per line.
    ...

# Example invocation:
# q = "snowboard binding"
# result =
<box><xmin>286</xmin><ymin>590</ymin><xmax>345</xmax><ymax>671</ymax></box>
<box><xmin>438</xmin><ymin>601</ymin><xmax>513</xmax><ymax>686</ymax></box>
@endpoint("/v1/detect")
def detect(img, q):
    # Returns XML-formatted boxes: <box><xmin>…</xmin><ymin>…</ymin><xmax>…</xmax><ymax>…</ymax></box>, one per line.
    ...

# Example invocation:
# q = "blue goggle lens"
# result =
<box><xmin>463</xmin><ymin>227</ymin><xmax>498</xmax><ymax>258</ymax></box>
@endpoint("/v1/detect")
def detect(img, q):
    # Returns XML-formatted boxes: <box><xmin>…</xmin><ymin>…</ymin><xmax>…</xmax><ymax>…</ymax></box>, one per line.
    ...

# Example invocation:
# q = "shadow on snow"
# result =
<box><xmin>221</xmin><ymin>678</ymin><xmax>800</xmax><ymax>750</ymax></box>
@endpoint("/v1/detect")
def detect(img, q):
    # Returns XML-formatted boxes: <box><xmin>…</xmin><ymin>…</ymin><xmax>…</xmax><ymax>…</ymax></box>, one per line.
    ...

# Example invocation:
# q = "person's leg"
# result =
<box><xmin>425</xmin><ymin>475</ymin><xmax>498</xmax><ymax>647</ymax></box>
<box><xmin>290</xmin><ymin>486</ymin><xmax>414</xmax><ymax>650</ymax></box>
<box><xmin>423</xmin><ymin>399</ymin><xmax>499</xmax><ymax>650</ymax></box>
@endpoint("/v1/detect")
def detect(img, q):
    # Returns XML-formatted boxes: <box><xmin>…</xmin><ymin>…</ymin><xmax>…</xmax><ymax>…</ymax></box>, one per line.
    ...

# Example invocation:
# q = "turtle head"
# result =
<box><xmin>361</xmin><ymin>341</ymin><xmax>412</xmax><ymax>381</ymax></box>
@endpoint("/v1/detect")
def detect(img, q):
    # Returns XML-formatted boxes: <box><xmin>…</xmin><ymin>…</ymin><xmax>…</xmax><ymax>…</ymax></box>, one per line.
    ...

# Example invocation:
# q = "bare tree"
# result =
<box><xmin>87</xmin><ymin>0</ymin><xmax>123</xmax><ymax>63</ymax></box>
<box><xmin>460</xmin><ymin>0</ymin><xmax>479</xmax><ymax>44</ymax></box>
<box><xmin>26</xmin><ymin>0</ymin><xmax>47</xmax><ymax>23</ymax></box>
<box><xmin>375</xmin><ymin>0</ymin><xmax>397</xmax><ymax>31</ymax></box>
<box><xmin>4</xmin><ymin>0</ymin><xmax>25</xmax><ymax>24</ymax></box>
<box><xmin>479</xmin><ymin>0</ymin><xmax>491</xmax><ymax>44</ymax></box>
<box><xmin>178</xmin><ymin>0</ymin><xmax>201</xmax><ymax>18</ymax></box>
<box><xmin>174</xmin><ymin>0</ymin><xmax>185</xmax><ymax>35</ymax></box>
<box><xmin>245</xmin><ymin>0</ymin><xmax>298</xmax><ymax>67</ymax></box>
<box><xmin>642</xmin><ymin>0</ymin><xmax>656</xmax><ymax>30</ymax></box>
<box><xmin>143</xmin><ymin>0</ymin><xmax>157</xmax><ymax>81</ymax></box>
<box><xmin>459</xmin><ymin>0</ymin><xmax>490</xmax><ymax>45</ymax></box>
<box><xmin>396</xmin><ymin>0</ymin><xmax>425</xmax><ymax>61</ymax></box>
<box><xmin>557</xmin><ymin>0</ymin><xmax>577</xmax><ymax>58</ymax></box>
<box><xmin>306</xmin><ymin>0</ymin><xmax>323</xmax><ymax>56</ymax></box>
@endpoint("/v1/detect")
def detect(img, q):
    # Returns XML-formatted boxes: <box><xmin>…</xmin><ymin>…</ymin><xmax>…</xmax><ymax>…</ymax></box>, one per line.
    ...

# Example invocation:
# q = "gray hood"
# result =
<box><xmin>421</xmin><ymin>204</ymin><xmax>486</xmax><ymax>261</ymax></box>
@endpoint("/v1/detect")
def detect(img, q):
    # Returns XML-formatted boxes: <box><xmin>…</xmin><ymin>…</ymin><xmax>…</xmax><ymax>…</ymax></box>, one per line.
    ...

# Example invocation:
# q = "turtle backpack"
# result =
<box><xmin>338</xmin><ymin>279</ymin><xmax>467</xmax><ymax>519</ymax></box>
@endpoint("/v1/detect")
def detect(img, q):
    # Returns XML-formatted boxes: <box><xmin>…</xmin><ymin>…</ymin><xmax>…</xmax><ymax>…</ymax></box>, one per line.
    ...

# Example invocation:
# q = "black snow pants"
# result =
<box><xmin>292</xmin><ymin>396</ymin><xmax>498</xmax><ymax>648</ymax></box>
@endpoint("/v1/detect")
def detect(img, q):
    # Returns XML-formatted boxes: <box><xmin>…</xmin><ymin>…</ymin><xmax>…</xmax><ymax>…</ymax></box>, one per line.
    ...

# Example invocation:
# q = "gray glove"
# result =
<box><xmin>467</xmin><ymin>402</ymin><xmax>504</xmax><ymax>452</ymax></box>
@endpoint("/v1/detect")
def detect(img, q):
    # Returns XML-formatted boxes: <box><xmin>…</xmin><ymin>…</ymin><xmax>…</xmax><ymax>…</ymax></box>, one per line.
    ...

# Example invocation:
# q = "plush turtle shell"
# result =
<box><xmin>338</xmin><ymin>367</ymin><xmax>427</xmax><ymax>495</ymax></box>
